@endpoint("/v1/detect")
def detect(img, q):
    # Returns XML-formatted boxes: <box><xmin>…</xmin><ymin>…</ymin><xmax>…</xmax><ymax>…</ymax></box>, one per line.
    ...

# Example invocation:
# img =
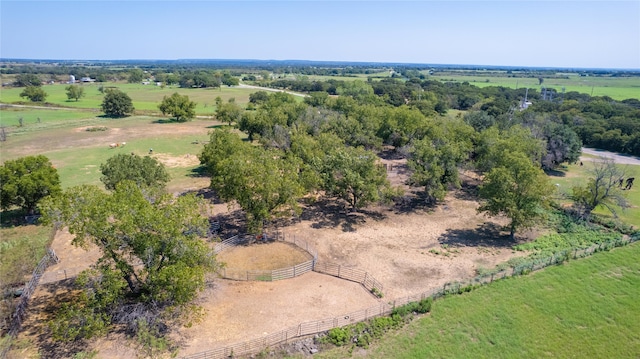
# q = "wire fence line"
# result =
<box><xmin>179</xmin><ymin>234</ymin><xmax>639</xmax><ymax>359</ymax></box>
<box><xmin>1</xmin><ymin>249</ymin><xmax>59</xmax><ymax>359</ymax></box>
<box><xmin>313</xmin><ymin>262</ymin><xmax>384</xmax><ymax>293</ymax></box>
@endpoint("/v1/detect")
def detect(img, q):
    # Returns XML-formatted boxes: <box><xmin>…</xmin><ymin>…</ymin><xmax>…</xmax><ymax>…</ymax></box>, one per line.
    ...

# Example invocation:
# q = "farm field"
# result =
<box><xmin>0</xmin><ymin>82</ymin><xmax>258</xmax><ymax>115</ymax></box>
<box><xmin>312</xmin><ymin>241</ymin><xmax>640</xmax><ymax>359</ymax></box>
<box><xmin>427</xmin><ymin>73</ymin><xmax>640</xmax><ymax>101</ymax></box>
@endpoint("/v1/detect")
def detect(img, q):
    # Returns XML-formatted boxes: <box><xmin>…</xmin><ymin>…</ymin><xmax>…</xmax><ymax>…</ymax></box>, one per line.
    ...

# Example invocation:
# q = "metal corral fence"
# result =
<box><xmin>179</xmin><ymin>233</ymin><xmax>639</xmax><ymax>359</ymax></box>
<box><xmin>1</xmin><ymin>249</ymin><xmax>59</xmax><ymax>359</ymax></box>
<box><xmin>215</xmin><ymin>233</ymin><xmax>318</xmax><ymax>282</ymax></box>
<box><xmin>313</xmin><ymin>262</ymin><xmax>384</xmax><ymax>293</ymax></box>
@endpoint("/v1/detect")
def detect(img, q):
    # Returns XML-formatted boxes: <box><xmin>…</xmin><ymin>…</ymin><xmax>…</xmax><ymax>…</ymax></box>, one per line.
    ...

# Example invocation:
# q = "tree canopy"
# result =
<box><xmin>321</xmin><ymin>146</ymin><xmax>390</xmax><ymax>211</ymax></box>
<box><xmin>200</xmin><ymin>129</ymin><xmax>304</xmax><ymax>232</ymax></box>
<box><xmin>13</xmin><ymin>73</ymin><xmax>41</xmax><ymax>87</ymax></box>
<box><xmin>19</xmin><ymin>85</ymin><xmax>48</xmax><ymax>102</ymax></box>
<box><xmin>158</xmin><ymin>92</ymin><xmax>196</xmax><ymax>122</ymax></box>
<box><xmin>101</xmin><ymin>89</ymin><xmax>134</xmax><ymax>117</ymax></box>
<box><xmin>39</xmin><ymin>181</ymin><xmax>216</xmax><ymax>342</ymax></box>
<box><xmin>100</xmin><ymin>153</ymin><xmax>170</xmax><ymax>191</ymax></box>
<box><xmin>478</xmin><ymin>152</ymin><xmax>554</xmax><ymax>239</ymax></box>
<box><xmin>65</xmin><ymin>84</ymin><xmax>85</xmax><ymax>102</ymax></box>
<box><xmin>0</xmin><ymin>155</ymin><xmax>61</xmax><ymax>214</ymax></box>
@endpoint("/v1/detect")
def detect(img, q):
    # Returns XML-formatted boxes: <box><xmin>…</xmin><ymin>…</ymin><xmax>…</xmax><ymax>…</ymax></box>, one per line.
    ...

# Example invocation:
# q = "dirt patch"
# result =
<box><xmin>151</xmin><ymin>153</ymin><xmax>200</xmax><ymax>168</ymax></box>
<box><xmin>217</xmin><ymin>241</ymin><xmax>312</xmax><ymax>271</ymax></box>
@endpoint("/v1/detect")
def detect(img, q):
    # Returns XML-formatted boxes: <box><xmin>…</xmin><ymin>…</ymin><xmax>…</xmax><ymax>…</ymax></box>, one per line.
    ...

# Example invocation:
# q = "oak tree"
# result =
<box><xmin>19</xmin><ymin>86</ymin><xmax>48</xmax><ymax>102</ymax></box>
<box><xmin>478</xmin><ymin>152</ymin><xmax>554</xmax><ymax>240</ymax></box>
<box><xmin>65</xmin><ymin>84</ymin><xmax>85</xmax><ymax>101</ymax></box>
<box><xmin>39</xmin><ymin>181</ymin><xmax>216</xmax><ymax>342</ymax></box>
<box><xmin>0</xmin><ymin>155</ymin><xmax>61</xmax><ymax>214</ymax></box>
<box><xmin>101</xmin><ymin>89</ymin><xmax>134</xmax><ymax>117</ymax></box>
<box><xmin>158</xmin><ymin>92</ymin><xmax>196</xmax><ymax>122</ymax></box>
<box><xmin>100</xmin><ymin>153</ymin><xmax>170</xmax><ymax>190</ymax></box>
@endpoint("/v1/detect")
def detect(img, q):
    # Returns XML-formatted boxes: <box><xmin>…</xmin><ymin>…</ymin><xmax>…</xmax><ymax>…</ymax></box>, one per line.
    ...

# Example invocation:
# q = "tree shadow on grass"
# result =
<box><xmin>205</xmin><ymin>124</ymin><xmax>228</xmax><ymax>129</ymax></box>
<box><xmin>437</xmin><ymin>222</ymin><xmax>519</xmax><ymax>249</ymax></box>
<box><xmin>151</xmin><ymin>118</ymin><xmax>177</xmax><ymax>124</ymax></box>
<box><xmin>545</xmin><ymin>168</ymin><xmax>567</xmax><ymax>177</ymax></box>
<box><xmin>187</xmin><ymin>165</ymin><xmax>209</xmax><ymax>178</ymax></box>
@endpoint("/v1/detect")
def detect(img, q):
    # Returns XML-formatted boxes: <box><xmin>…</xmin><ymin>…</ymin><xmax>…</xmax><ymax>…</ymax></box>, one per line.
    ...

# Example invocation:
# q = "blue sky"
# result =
<box><xmin>1</xmin><ymin>1</ymin><xmax>638</xmax><ymax>69</ymax></box>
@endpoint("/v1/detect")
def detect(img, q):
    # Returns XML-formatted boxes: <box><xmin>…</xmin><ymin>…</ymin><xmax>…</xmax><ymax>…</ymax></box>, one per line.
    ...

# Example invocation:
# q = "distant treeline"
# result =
<box><xmin>259</xmin><ymin>77</ymin><xmax>639</xmax><ymax>157</ymax></box>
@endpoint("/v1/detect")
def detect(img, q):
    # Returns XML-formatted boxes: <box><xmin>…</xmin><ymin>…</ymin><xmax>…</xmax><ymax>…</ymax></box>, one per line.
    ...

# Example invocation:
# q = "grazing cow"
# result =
<box><xmin>624</xmin><ymin>177</ymin><xmax>635</xmax><ymax>190</ymax></box>
<box><xmin>109</xmin><ymin>143</ymin><xmax>118</xmax><ymax>149</ymax></box>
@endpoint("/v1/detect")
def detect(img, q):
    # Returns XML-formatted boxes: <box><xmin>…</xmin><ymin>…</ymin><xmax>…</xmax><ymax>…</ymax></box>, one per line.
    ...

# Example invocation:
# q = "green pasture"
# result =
<box><xmin>551</xmin><ymin>160</ymin><xmax>640</xmax><ymax>228</ymax></box>
<box><xmin>428</xmin><ymin>73</ymin><xmax>640</xmax><ymax>101</ymax></box>
<box><xmin>314</xmin><ymin>242</ymin><xmax>640</xmax><ymax>359</ymax></box>
<box><xmin>41</xmin><ymin>123</ymin><xmax>210</xmax><ymax>189</ymax></box>
<box><xmin>0</xmin><ymin>83</ymin><xmax>259</xmax><ymax>115</ymax></box>
<box><xmin>0</xmin><ymin>107</ymin><xmax>100</xmax><ymax>131</ymax></box>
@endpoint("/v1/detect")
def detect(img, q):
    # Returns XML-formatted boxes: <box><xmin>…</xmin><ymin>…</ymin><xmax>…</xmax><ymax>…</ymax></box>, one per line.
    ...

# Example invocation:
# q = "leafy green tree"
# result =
<box><xmin>408</xmin><ymin>121</ymin><xmax>473</xmax><ymax>203</ymax></box>
<box><xmin>100</xmin><ymin>153</ymin><xmax>170</xmax><ymax>190</ymax></box>
<box><xmin>570</xmin><ymin>158</ymin><xmax>631</xmax><ymax>220</ymax></box>
<box><xmin>128</xmin><ymin>68</ymin><xmax>145</xmax><ymax>83</ymax></box>
<box><xmin>475</xmin><ymin>125</ymin><xmax>545</xmax><ymax>173</ymax></box>
<box><xmin>213</xmin><ymin>148</ymin><xmax>304</xmax><ymax>232</ymax></box>
<box><xmin>19</xmin><ymin>85</ymin><xmax>48</xmax><ymax>102</ymax></box>
<box><xmin>65</xmin><ymin>84</ymin><xmax>85</xmax><ymax>101</ymax></box>
<box><xmin>215</xmin><ymin>100</ymin><xmax>243</xmax><ymax>126</ymax></box>
<box><xmin>478</xmin><ymin>152</ymin><xmax>554</xmax><ymax>240</ymax></box>
<box><xmin>238</xmin><ymin>111</ymin><xmax>268</xmax><ymax>141</ymax></box>
<box><xmin>322</xmin><ymin>146</ymin><xmax>390</xmax><ymax>211</ymax></box>
<box><xmin>158</xmin><ymin>92</ymin><xmax>196</xmax><ymax>122</ymax></box>
<box><xmin>198</xmin><ymin>128</ymin><xmax>247</xmax><ymax>179</ymax></box>
<box><xmin>463</xmin><ymin>110</ymin><xmax>495</xmax><ymax>132</ymax></box>
<box><xmin>221</xmin><ymin>73</ymin><xmax>239</xmax><ymax>86</ymax></box>
<box><xmin>540</xmin><ymin>122</ymin><xmax>582</xmax><ymax>169</ymax></box>
<box><xmin>101</xmin><ymin>89</ymin><xmax>134</xmax><ymax>117</ymax></box>
<box><xmin>39</xmin><ymin>181</ymin><xmax>216</xmax><ymax>342</ymax></box>
<box><xmin>249</xmin><ymin>91</ymin><xmax>269</xmax><ymax>104</ymax></box>
<box><xmin>0</xmin><ymin>155</ymin><xmax>61</xmax><ymax>214</ymax></box>
<box><xmin>13</xmin><ymin>73</ymin><xmax>41</xmax><ymax>87</ymax></box>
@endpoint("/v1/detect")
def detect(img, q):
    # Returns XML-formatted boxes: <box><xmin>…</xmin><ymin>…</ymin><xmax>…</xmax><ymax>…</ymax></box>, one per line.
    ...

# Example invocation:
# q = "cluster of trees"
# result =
<box><xmin>200</xmin><ymin>88</ymin><xmax>569</xmax><ymax>237</ymax></box>
<box><xmin>263</xmin><ymin>76</ymin><xmax>639</xmax><ymax>157</ymax></box>
<box><xmin>201</xmin><ymin>78</ymin><xmax>632</xmax><ymax>239</ymax></box>
<box><xmin>529</xmin><ymin>96</ymin><xmax>640</xmax><ymax>156</ymax></box>
<box><xmin>199</xmin><ymin>127</ymin><xmax>391</xmax><ymax>232</ymax></box>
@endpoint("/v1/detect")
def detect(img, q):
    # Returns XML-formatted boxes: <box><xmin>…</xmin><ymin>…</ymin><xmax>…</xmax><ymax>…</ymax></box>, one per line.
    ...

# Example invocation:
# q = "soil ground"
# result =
<box><xmin>8</xmin><ymin>119</ymin><xmax>532</xmax><ymax>358</ymax></box>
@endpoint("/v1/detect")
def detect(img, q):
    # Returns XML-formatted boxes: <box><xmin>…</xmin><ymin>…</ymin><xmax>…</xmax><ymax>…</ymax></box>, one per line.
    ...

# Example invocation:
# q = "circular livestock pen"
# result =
<box><xmin>214</xmin><ymin>233</ymin><xmax>318</xmax><ymax>281</ymax></box>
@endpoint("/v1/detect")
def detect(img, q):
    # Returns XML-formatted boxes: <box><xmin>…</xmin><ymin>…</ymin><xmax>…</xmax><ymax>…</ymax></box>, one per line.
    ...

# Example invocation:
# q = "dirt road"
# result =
<box><xmin>581</xmin><ymin>147</ymin><xmax>640</xmax><ymax>165</ymax></box>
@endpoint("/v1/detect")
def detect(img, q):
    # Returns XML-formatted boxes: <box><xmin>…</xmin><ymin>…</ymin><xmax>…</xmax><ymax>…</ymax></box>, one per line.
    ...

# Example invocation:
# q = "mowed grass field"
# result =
<box><xmin>314</xmin><ymin>241</ymin><xmax>640</xmax><ymax>359</ymax></box>
<box><xmin>0</xmin><ymin>82</ymin><xmax>258</xmax><ymax>115</ymax></box>
<box><xmin>551</xmin><ymin>159</ymin><xmax>640</xmax><ymax>228</ymax></box>
<box><xmin>428</xmin><ymin>73</ymin><xmax>640</xmax><ymax>101</ymax></box>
